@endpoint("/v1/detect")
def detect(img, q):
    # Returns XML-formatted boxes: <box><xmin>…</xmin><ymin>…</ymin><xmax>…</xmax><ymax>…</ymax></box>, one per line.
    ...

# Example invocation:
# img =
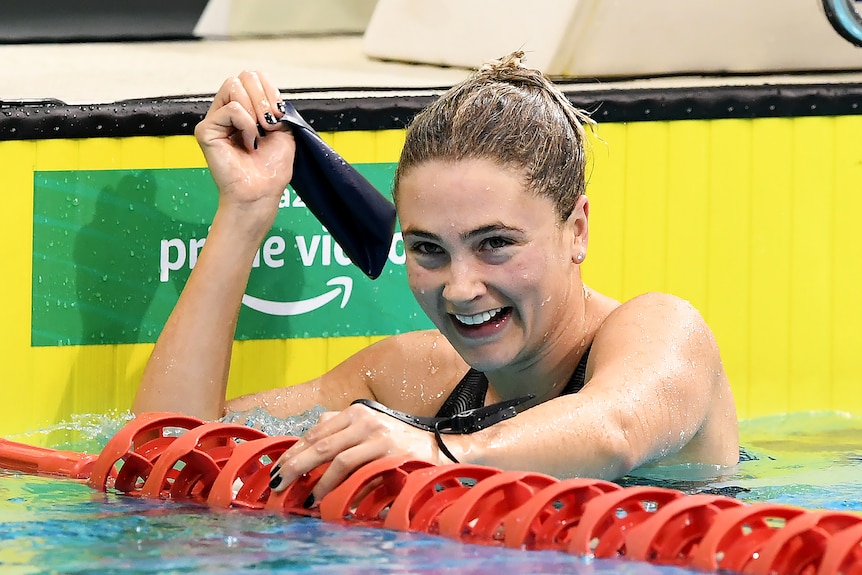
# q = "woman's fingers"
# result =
<box><xmin>268</xmin><ymin>406</ymin><xmax>398</xmax><ymax>499</ymax></box>
<box><xmin>310</xmin><ymin>439</ymin><xmax>386</xmax><ymax>503</ymax></box>
<box><xmin>269</xmin><ymin>410</ymin><xmax>355</xmax><ymax>492</ymax></box>
<box><xmin>254</xmin><ymin>70</ymin><xmax>286</xmax><ymax>121</ymax></box>
<box><xmin>201</xmin><ymin>71</ymin><xmax>286</xmax><ymax>152</ymax></box>
<box><xmin>196</xmin><ymin>99</ymin><xmax>258</xmax><ymax>152</ymax></box>
<box><xmin>267</xmin><ymin>406</ymin><xmax>442</xmax><ymax>506</ymax></box>
<box><xmin>210</xmin><ymin>75</ymin><xmax>254</xmax><ymax>117</ymax></box>
<box><xmin>237</xmin><ymin>70</ymin><xmax>284</xmax><ymax>131</ymax></box>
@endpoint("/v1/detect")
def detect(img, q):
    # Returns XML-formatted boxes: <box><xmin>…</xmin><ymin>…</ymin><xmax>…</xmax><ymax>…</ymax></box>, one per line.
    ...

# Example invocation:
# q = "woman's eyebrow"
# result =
<box><xmin>401</xmin><ymin>229</ymin><xmax>439</xmax><ymax>240</ymax></box>
<box><xmin>403</xmin><ymin>223</ymin><xmax>526</xmax><ymax>241</ymax></box>
<box><xmin>463</xmin><ymin>223</ymin><xmax>525</xmax><ymax>240</ymax></box>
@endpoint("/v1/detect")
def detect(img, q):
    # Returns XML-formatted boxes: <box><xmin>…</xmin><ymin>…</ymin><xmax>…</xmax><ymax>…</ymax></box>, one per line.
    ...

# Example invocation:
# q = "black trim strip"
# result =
<box><xmin>2</xmin><ymin>83</ymin><xmax>862</xmax><ymax>141</ymax></box>
<box><xmin>583</xmin><ymin>83</ymin><xmax>862</xmax><ymax>123</ymax></box>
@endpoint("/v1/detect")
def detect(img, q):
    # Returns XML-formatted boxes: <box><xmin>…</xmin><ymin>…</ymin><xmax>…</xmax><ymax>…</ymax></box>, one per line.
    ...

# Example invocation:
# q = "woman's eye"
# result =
<box><xmin>482</xmin><ymin>237</ymin><xmax>512</xmax><ymax>250</ymax></box>
<box><xmin>409</xmin><ymin>242</ymin><xmax>443</xmax><ymax>256</ymax></box>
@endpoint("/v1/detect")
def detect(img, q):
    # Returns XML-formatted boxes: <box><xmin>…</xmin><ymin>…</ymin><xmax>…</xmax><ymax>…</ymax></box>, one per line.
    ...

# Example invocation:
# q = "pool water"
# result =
<box><xmin>1</xmin><ymin>411</ymin><xmax>860</xmax><ymax>574</ymax></box>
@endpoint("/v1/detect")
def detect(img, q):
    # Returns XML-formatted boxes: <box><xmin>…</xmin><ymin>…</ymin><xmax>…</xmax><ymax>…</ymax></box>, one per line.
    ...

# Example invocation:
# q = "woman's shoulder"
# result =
<box><xmin>354</xmin><ymin>329</ymin><xmax>470</xmax><ymax>413</ymax></box>
<box><xmin>590</xmin><ymin>290</ymin><xmax>720</xmax><ymax>363</ymax></box>
<box><xmin>361</xmin><ymin>329</ymin><xmax>463</xmax><ymax>364</ymax></box>
<box><xmin>598</xmin><ymin>291</ymin><xmax>708</xmax><ymax>330</ymax></box>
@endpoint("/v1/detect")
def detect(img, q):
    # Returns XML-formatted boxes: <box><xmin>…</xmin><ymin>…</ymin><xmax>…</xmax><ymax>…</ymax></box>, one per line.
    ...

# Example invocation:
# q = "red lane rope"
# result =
<box><xmin>501</xmin><ymin>477</ymin><xmax>621</xmax><ymax>550</ymax></box>
<box><xmin>320</xmin><ymin>457</ymin><xmax>435</xmax><ymax>526</ymax></box>
<box><xmin>624</xmin><ymin>493</ymin><xmax>745</xmax><ymax>565</ymax></box>
<box><xmin>0</xmin><ymin>438</ymin><xmax>98</xmax><ymax>480</ymax></box>
<box><xmin>383</xmin><ymin>463</ymin><xmax>501</xmax><ymax>534</ymax></box>
<box><xmin>1</xmin><ymin>413</ymin><xmax>860</xmax><ymax>575</ymax></box>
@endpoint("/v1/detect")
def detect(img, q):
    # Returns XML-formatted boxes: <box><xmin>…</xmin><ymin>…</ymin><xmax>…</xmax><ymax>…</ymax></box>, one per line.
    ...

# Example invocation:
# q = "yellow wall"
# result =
<box><xmin>2</xmin><ymin>116</ymin><xmax>860</xmax><ymax>436</ymax></box>
<box><xmin>586</xmin><ymin>117</ymin><xmax>862</xmax><ymax>420</ymax></box>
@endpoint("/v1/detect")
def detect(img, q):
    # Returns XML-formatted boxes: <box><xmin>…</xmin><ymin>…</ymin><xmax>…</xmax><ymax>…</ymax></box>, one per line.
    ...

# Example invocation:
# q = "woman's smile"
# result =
<box><xmin>450</xmin><ymin>306</ymin><xmax>513</xmax><ymax>339</ymax></box>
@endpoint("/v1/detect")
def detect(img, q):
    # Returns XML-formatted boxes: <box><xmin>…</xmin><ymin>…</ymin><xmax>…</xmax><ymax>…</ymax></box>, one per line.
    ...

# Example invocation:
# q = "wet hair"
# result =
<box><xmin>393</xmin><ymin>51</ymin><xmax>595</xmax><ymax>221</ymax></box>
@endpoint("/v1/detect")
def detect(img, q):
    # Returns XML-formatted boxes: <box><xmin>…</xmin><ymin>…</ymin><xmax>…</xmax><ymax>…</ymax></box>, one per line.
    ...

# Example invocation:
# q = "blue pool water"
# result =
<box><xmin>1</xmin><ymin>411</ymin><xmax>860</xmax><ymax>574</ymax></box>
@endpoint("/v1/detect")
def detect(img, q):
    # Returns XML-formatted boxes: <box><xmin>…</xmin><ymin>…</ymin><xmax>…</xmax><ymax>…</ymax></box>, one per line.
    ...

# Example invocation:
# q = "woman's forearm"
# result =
<box><xmin>448</xmin><ymin>397</ymin><xmax>636</xmax><ymax>480</ymax></box>
<box><xmin>133</xmin><ymin>208</ymin><xmax>266</xmax><ymax>419</ymax></box>
<box><xmin>133</xmin><ymin>70</ymin><xmax>296</xmax><ymax>420</ymax></box>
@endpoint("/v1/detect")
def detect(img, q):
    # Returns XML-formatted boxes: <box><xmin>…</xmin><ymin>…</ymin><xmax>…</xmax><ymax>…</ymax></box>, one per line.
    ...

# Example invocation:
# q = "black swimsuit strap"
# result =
<box><xmin>434</xmin><ymin>367</ymin><xmax>489</xmax><ymax>419</ymax></box>
<box><xmin>564</xmin><ymin>345</ymin><xmax>591</xmax><ymax>395</ymax></box>
<box><xmin>435</xmin><ymin>345</ymin><xmax>592</xmax><ymax>419</ymax></box>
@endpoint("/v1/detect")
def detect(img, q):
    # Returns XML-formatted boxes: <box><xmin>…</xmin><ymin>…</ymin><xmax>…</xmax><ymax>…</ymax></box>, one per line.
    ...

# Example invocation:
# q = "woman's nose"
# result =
<box><xmin>441</xmin><ymin>258</ymin><xmax>486</xmax><ymax>304</ymax></box>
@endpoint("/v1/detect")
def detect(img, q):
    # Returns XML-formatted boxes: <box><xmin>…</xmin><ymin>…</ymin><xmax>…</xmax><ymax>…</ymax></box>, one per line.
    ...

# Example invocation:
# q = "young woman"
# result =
<box><xmin>133</xmin><ymin>53</ymin><xmax>739</xmax><ymax>505</ymax></box>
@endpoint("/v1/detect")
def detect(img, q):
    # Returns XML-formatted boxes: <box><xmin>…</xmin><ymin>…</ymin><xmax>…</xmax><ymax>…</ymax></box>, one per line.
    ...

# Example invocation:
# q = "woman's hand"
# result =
<box><xmin>194</xmin><ymin>70</ymin><xmax>296</xmax><ymax>238</ymax></box>
<box><xmin>268</xmin><ymin>403</ymin><xmax>453</xmax><ymax>505</ymax></box>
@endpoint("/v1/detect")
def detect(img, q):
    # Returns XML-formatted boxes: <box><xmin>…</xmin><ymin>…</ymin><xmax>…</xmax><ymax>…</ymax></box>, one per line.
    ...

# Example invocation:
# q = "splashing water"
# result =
<box><xmin>220</xmin><ymin>405</ymin><xmax>326</xmax><ymax>437</ymax></box>
<box><xmin>6</xmin><ymin>407</ymin><xmax>326</xmax><ymax>455</ymax></box>
<box><xmin>6</xmin><ymin>410</ymin><xmax>135</xmax><ymax>453</ymax></box>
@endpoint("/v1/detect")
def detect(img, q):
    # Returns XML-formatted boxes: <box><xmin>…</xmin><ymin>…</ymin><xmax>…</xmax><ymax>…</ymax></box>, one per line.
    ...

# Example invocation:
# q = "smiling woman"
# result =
<box><xmin>132</xmin><ymin>53</ymin><xmax>740</xmax><ymax>507</ymax></box>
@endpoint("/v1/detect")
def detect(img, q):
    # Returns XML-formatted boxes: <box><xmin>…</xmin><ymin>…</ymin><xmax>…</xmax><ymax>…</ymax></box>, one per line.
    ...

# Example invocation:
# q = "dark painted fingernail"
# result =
<box><xmin>269</xmin><ymin>464</ymin><xmax>281</xmax><ymax>478</ymax></box>
<box><xmin>253</xmin><ymin>137</ymin><xmax>258</xmax><ymax>150</ymax></box>
<box><xmin>264</xmin><ymin>111</ymin><xmax>276</xmax><ymax>125</ymax></box>
<box><xmin>257</xmin><ymin>123</ymin><xmax>267</xmax><ymax>137</ymax></box>
<box><xmin>302</xmin><ymin>493</ymin><xmax>315</xmax><ymax>509</ymax></box>
<box><xmin>277</xmin><ymin>101</ymin><xmax>286</xmax><ymax>114</ymax></box>
<box><xmin>269</xmin><ymin>474</ymin><xmax>282</xmax><ymax>490</ymax></box>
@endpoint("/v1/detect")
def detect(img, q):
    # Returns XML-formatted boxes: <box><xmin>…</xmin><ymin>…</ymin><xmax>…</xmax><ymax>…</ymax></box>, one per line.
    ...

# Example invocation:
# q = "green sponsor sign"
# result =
<box><xmin>32</xmin><ymin>167</ymin><xmax>432</xmax><ymax>347</ymax></box>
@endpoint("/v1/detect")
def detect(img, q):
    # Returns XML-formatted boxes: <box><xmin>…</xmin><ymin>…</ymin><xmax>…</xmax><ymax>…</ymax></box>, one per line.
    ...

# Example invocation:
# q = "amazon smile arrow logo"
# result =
<box><xmin>241</xmin><ymin>276</ymin><xmax>353</xmax><ymax>316</ymax></box>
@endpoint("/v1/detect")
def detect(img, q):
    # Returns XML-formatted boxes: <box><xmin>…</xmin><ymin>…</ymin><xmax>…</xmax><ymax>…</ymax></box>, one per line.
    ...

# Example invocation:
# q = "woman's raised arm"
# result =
<box><xmin>133</xmin><ymin>71</ymin><xmax>296</xmax><ymax>420</ymax></box>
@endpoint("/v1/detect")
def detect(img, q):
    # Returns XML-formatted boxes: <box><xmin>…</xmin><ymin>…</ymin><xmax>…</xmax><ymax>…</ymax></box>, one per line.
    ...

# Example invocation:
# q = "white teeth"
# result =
<box><xmin>454</xmin><ymin>307</ymin><xmax>503</xmax><ymax>326</ymax></box>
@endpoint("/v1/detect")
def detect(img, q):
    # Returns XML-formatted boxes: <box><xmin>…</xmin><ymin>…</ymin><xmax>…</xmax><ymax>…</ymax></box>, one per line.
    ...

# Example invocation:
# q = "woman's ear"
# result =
<box><xmin>568</xmin><ymin>195</ymin><xmax>589</xmax><ymax>264</ymax></box>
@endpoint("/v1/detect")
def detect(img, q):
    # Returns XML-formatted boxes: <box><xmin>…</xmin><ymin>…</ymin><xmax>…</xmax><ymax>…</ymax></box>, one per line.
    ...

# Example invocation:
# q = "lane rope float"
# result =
<box><xmin>1</xmin><ymin>412</ymin><xmax>860</xmax><ymax>575</ymax></box>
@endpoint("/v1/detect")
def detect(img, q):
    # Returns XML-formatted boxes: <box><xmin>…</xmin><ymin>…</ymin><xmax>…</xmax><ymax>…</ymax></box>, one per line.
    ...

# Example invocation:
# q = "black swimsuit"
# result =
<box><xmin>435</xmin><ymin>346</ymin><xmax>592</xmax><ymax>418</ymax></box>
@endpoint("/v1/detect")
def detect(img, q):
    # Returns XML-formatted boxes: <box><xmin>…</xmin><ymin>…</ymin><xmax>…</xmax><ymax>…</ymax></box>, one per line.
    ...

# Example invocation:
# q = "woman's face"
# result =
<box><xmin>397</xmin><ymin>158</ymin><xmax>586</xmax><ymax>373</ymax></box>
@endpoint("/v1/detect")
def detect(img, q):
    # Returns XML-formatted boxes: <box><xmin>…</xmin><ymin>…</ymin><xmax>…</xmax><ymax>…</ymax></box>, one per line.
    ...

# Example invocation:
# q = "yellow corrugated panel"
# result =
<box><xmin>584</xmin><ymin>124</ymin><xmax>627</xmax><ymax>297</ymax></box>
<box><xmin>114</xmin><ymin>343</ymin><xmax>152</xmax><ymax>413</ymax></box>
<box><xmin>374</xmin><ymin>129</ymin><xmax>407</xmax><ymax>164</ymax></box>
<box><xmin>788</xmin><ymin>117</ymin><xmax>834</xmax><ymax>413</ymax></box>
<box><xmin>1</xmin><ymin>141</ymin><xmax>37</xmax><ymax>431</ymax></box>
<box><xmin>328</xmin><ymin>128</ymin><xmax>405</xmax><ymax>167</ymax></box>
<box><xmin>582</xmin><ymin>116</ymin><xmax>862</xmax><ymax>420</ymax></box>
<box><xmin>621</xmin><ymin>121</ymin><xmax>669</xmax><ymax>298</ymax></box>
<box><xmin>3</xmin><ymin>117</ymin><xmax>862</xmax><ymax>435</ymax></box>
<box><xmin>77</xmin><ymin>138</ymin><xmax>122</xmax><ymax>169</ymax></box>
<box><xmin>705</xmin><ymin>119</ymin><xmax>753</xmax><ymax>417</ymax></box>
<box><xmin>163</xmin><ymin>135</ymin><xmax>207</xmax><ymax>168</ymax></box>
<box><xmin>119</xmin><ymin>136</ymin><xmax>165</xmax><ymax>168</ymax></box>
<box><xmin>831</xmin><ymin>116</ymin><xmax>862</xmax><ymax>415</ymax></box>
<box><xmin>747</xmin><ymin>118</ymin><xmax>794</xmax><ymax>417</ymax></box>
<box><xmin>34</xmin><ymin>138</ymin><xmax>80</xmax><ymax>171</ymax></box>
<box><xmin>666</xmin><ymin>120</ymin><xmax>710</xmax><ymax>309</ymax></box>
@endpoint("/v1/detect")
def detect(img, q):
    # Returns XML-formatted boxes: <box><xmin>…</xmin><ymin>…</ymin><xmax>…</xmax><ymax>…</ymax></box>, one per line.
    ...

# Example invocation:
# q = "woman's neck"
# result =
<box><xmin>485</xmin><ymin>284</ymin><xmax>596</xmax><ymax>405</ymax></box>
